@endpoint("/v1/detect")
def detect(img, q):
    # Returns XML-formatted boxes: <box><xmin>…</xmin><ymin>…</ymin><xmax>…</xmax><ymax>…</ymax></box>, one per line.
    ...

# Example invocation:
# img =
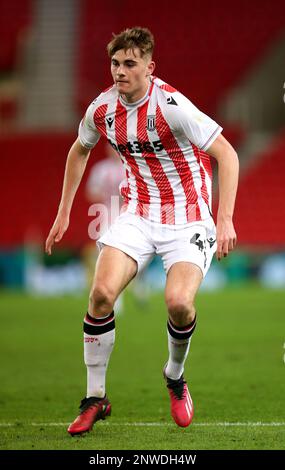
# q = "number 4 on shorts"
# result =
<box><xmin>190</xmin><ymin>233</ymin><xmax>204</xmax><ymax>252</ymax></box>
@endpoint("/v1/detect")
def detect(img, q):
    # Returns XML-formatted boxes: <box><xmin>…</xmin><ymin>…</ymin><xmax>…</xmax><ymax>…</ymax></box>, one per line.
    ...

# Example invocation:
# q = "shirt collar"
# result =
<box><xmin>119</xmin><ymin>81</ymin><xmax>151</xmax><ymax>108</ymax></box>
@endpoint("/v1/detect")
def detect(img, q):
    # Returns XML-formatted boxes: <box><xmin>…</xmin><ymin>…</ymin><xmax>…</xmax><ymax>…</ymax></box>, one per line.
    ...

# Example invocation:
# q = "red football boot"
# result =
<box><xmin>67</xmin><ymin>396</ymin><xmax>111</xmax><ymax>436</ymax></box>
<box><xmin>164</xmin><ymin>367</ymin><xmax>194</xmax><ymax>427</ymax></box>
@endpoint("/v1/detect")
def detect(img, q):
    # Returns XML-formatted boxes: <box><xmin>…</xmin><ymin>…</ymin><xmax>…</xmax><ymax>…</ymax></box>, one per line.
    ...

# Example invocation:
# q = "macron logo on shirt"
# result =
<box><xmin>167</xmin><ymin>96</ymin><xmax>178</xmax><ymax>106</ymax></box>
<box><xmin>106</xmin><ymin>116</ymin><xmax>115</xmax><ymax>128</ymax></box>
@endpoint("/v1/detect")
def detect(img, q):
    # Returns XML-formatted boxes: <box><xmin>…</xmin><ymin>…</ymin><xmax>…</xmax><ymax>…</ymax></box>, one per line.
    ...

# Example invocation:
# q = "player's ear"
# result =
<box><xmin>147</xmin><ymin>60</ymin><xmax>155</xmax><ymax>77</ymax></box>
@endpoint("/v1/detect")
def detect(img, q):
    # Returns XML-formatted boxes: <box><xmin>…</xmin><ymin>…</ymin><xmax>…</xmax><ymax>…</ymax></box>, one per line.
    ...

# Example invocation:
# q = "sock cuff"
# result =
<box><xmin>84</xmin><ymin>311</ymin><xmax>115</xmax><ymax>335</ymax></box>
<box><xmin>167</xmin><ymin>315</ymin><xmax>196</xmax><ymax>340</ymax></box>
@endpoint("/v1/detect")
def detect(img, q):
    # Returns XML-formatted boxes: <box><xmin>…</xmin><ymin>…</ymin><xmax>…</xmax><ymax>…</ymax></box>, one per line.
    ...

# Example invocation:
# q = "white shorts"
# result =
<box><xmin>97</xmin><ymin>212</ymin><xmax>217</xmax><ymax>277</ymax></box>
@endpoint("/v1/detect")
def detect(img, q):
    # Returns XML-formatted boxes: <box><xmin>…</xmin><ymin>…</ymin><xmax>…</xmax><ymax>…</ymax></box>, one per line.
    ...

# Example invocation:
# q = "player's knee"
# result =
<box><xmin>166</xmin><ymin>293</ymin><xmax>195</xmax><ymax>325</ymax></box>
<box><xmin>89</xmin><ymin>283</ymin><xmax>116</xmax><ymax>315</ymax></box>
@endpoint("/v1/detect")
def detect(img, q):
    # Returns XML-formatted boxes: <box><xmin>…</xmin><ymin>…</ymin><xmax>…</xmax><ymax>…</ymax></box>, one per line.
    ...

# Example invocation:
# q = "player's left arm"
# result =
<box><xmin>207</xmin><ymin>133</ymin><xmax>239</xmax><ymax>260</ymax></box>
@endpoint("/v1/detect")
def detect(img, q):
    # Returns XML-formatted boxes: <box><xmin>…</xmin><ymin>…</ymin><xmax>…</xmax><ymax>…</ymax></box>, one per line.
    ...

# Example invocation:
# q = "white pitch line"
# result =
<box><xmin>0</xmin><ymin>422</ymin><xmax>285</xmax><ymax>427</ymax></box>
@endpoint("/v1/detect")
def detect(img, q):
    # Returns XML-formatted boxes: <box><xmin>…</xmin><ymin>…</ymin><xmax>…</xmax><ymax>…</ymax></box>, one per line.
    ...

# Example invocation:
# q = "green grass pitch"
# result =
<box><xmin>0</xmin><ymin>286</ymin><xmax>284</xmax><ymax>450</ymax></box>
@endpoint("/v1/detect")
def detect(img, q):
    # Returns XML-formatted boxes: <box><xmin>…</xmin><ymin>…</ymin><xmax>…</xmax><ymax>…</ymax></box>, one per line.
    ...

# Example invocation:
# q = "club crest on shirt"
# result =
<box><xmin>146</xmin><ymin>115</ymin><xmax>156</xmax><ymax>132</ymax></box>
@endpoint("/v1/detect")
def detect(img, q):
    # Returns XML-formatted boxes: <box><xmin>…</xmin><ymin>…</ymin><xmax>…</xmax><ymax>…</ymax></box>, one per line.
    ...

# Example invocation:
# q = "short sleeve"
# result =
<box><xmin>170</xmin><ymin>93</ymin><xmax>223</xmax><ymax>151</ymax></box>
<box><xmin>78</xmin><ymin>102</ymin><xmax>101</xmax><ymax>149</ymax></box>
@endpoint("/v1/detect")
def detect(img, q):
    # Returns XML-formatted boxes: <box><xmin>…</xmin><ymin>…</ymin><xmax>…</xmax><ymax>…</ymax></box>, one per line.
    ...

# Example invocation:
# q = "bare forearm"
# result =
<box><xmin>207</xmin><ymin>134</ymin><xmax>239</xmax><ymax>259</ymax></box>
<box><xmin>217</xmin><ymin>149</ymin><xmax>239</xmax><ymax>221</ymax></box>
<box><xmin>45</xmin><ymin>139</ymin><xmax>90</xmax><ymax>255</ymax></box>
<box><xmin>58</xmin><ymin>139</ymin><xmax>90</xmax><ymax>216</ymax></box>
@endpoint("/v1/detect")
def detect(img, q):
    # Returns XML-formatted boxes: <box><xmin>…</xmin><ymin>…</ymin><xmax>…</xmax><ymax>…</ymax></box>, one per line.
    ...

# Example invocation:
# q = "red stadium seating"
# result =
<box><xmin>0</xmin><ymin>133</ymin><xmax>107</xmax><ymax>249</ymax></box>
<box><xmin>76</xmin><ymin>0</ymin><xmax>285</xmax><ymax>116</ymax></box>
<box><xmin>0</xmin><ymin>0</ymin><xmax>32</xmax><ymax>71</ymax></box>
<box><xmin>233</xmin><ymin>129</ymin><xmax>285</xmax><ymax>248</ymax></box>
<box><xmin>0</xmin><ymin>1</ymin><xmax>33</xmax><ymax>129</ymax></box>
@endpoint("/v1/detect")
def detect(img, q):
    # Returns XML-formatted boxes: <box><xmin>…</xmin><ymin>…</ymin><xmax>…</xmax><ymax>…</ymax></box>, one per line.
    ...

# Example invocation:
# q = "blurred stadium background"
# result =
<box><xmin>1</xmin><ymin>0</ymin><xmax>285</xmax><ymax>292</ymax></box>
<box><xmin>0</xmin><ymin>0</ymin><xmax>285</xmax><ymax>450</ymax></box>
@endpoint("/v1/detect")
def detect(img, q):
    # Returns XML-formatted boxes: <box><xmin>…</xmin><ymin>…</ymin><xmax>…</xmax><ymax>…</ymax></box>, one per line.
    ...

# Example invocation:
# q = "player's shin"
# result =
<box><xmin>165</xmin><ymin>315</ymin><xmax>197</xmax><ymax>380</ymax></box>
<box><xmin>83</xmin><ymin>311</ymin><xmax>115</xmax><ymax>398</ymax></box>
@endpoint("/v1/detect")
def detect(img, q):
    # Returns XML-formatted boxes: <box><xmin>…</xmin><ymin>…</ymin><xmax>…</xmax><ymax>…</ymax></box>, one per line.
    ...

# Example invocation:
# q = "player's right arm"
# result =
<box><xmin>45</xmin><ymin>138</ymin><xmax>91</xmax><ymax>255</ymax></box>
<box><xmin>45</xmin><ymin>101</ymin><xmax>101</xmax><ymax>255</ymax></box>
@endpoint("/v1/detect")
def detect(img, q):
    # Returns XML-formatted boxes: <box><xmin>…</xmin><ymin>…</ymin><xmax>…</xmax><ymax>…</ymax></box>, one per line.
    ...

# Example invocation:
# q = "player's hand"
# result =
<box><xmin>216</xmin><ymin>217</ymin><xmax>237</xmax><ymax>261</ymax></box>
<box><xmin>45</xmin><ymin>212</ymin><xmax>70</xmax><ymax>255</ymax></box>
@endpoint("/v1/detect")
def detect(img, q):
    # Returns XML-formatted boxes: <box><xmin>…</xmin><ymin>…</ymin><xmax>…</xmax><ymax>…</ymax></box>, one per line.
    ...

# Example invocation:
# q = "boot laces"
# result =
<box><xmin>167</xmin><ymin>376</ymin><xmax>187</xmax><ymax>400</ymax></box>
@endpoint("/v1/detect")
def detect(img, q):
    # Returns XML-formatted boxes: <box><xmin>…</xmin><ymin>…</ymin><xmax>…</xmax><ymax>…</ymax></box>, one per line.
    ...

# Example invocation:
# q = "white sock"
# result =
<box><xmin>165</xmin><ymin>316</ymin><xmax>196</xmax><ymax>380</ymax></box>
<box><xmin>165</xmin><ymin>333</ymin><xmax>191</xmax><ymax>380</ymax></box>
<box><xmin>83</xmin><ymin>311</ymin><xmax>115</xmax><ymax>398</ymax></box>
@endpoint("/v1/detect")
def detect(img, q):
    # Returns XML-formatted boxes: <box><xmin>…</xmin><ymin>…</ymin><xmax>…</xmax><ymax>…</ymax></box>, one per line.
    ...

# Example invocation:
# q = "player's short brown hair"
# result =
<box><xmin>107</xmin><ymin>27</ymin><xmax>154</xmax><ymax>58</ymax></box>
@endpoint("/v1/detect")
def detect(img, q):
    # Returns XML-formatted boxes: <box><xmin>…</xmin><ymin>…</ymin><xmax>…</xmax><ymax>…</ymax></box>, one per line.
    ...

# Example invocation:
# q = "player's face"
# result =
<box><xmin>111</xmin><ymin>48</ymin><xmax>155</xmax><ymax>103</ymax></box>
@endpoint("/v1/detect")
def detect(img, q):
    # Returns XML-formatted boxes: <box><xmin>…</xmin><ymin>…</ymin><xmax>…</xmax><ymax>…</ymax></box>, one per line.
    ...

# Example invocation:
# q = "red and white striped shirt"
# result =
<box><xmin>79</xmin><ymin>76</ymin><xmax>222</xmax><ymax>225</ymax></box>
